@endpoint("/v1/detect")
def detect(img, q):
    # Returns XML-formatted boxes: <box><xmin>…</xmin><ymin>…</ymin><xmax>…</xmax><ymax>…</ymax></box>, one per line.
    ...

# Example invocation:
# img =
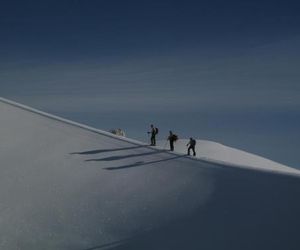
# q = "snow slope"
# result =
<box><xmin>1</xmin><ymin>97</ymin><xmax>300</xmax><ymax>250</ymax></box>
<box><xmin>157</xmin><ymin>139</ymin><xmax>297</xmax><ymax>174</ymax></box>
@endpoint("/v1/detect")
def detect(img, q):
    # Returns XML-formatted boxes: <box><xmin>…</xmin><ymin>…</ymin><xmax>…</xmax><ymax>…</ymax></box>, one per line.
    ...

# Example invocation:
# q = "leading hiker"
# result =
<box><xmin>148</xmin><ymin>124</ymin><xmax>158</xmax><ymax>146</ymax></box>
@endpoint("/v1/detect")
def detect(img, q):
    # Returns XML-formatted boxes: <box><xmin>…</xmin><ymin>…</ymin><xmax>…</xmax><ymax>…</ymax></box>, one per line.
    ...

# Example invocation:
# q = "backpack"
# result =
<box><xmin>155</xmin><ymin>127</ymin><xmax>159</xmax><ymax>135</ymax></box>
<box><xmin>172</xmin><ymin>134</ymin><xmax>178</xmax><ymax>141</ymax></box>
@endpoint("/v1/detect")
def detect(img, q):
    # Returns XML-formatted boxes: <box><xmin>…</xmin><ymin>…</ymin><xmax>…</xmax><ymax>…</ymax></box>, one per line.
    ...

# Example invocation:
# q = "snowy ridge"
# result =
<box><xmin>1</xmin><ymin>97</ymin><xmax>300</xmax><ymax>250</ymax></box>
<box><xmin>1</xmin><ymin>97</ymin><xmax>299</xmax><ymax>176</ymax></box>
<box><xmin>157</xmin><ymin>139</ymin><xmax>300</xmax><ymax>176</ymax></box>
<box><xmin>0</xmin><ymin>97</ymin><xmax>143</xmax><ymax>145</ymax></box>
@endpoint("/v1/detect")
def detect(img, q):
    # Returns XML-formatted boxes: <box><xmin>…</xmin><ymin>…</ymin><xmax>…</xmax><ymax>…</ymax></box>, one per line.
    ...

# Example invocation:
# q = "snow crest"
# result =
<box><xmin>157</xmin><ymin>139</ymin><xmax>299</xmax><ymax>175</ymax></box>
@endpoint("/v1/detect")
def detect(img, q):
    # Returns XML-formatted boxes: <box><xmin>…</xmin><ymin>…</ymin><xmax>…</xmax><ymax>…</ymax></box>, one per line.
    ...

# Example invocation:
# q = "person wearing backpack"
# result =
<box><xmin>148</xmin><ymin>124</ymin><xmax>158</xmax><ymax>146</ymax></box>
<box><xmin>168</xmin><ymin>130</ymin><xmax>178</xmax><ymax>151</ymax></box>
<box><xmin>187</xmin><ymin>137</ymin><xmax>196</xmax><ymax>156</ymax></box>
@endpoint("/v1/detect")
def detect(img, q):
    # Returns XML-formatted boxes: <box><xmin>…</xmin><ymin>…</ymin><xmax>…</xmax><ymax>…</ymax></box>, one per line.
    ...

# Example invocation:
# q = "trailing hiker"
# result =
<box><xmin>148</xmin><ymin>124</ymin><xmax>158</xmax><ymax>146</ymax></box>
<box><xmin>187</xmin><ymin>137</ymin><xmax>196</xmax><ymax>156</ymax></box>
<box><xmin>167</xmin><ymin>130</ymin><xmax>178</xmax><ymax>151</ymax></box>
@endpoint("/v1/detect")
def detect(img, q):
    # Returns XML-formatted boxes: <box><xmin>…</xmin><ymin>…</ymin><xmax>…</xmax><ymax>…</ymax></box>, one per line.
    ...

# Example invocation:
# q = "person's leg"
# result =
<box><xmin>151</xmin><ymin>136</ymin><xmax>155</xmax><ymax>145</ymax></box>
<box><xmin>188</xmin><ymin>146</ymin><xmax>191</xmax><ymax>155</ymax></box>
<box><xmin>170</xmin><ymin>141</ymin><xmax>174</xmax><ymax>151</ymax></box>
<box><xmin>192</xmin><ymin>146</ymin><xmax>196</xmax><ymax>156</ymax></box>
<box><xmin>153</xmin><ymin>136</ymin><xmax>156</xmax><ymax>146</ymax></box>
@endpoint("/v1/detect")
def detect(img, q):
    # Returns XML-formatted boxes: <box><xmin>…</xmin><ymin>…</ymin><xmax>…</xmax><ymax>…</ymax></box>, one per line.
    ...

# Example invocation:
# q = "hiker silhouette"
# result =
<box><xmin>167</xmin><ymin>131</ymin><xmax>178</xmax><ymax>151</ymax></box>
<box><xmin>148</xmin><ymin>124</ymin><xmax>158</xmax><ymax>146</ymax></box>
<box><xmin>187</xmin><ymin>137</ymin><xmax>196</xmax><ymax>156</ymax></box>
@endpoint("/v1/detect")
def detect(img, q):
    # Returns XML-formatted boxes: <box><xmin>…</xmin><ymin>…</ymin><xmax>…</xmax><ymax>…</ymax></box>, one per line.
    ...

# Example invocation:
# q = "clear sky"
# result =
<box><xmin>1</xmin><ymin>0</ymin><xmax>300</xmax><ymax>167</ymax></box>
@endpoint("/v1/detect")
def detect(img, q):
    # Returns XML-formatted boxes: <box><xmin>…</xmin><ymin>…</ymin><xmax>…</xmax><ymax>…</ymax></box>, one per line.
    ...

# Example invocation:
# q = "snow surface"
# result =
<box><xmin>1</xmin><ymin>97</ymin><xmax>300</xmax><ymax>250</ymax></box>
<box><xmin>156</xmin><ymin>139</ymin><xmax>298</xmax><ymax>175</ymax></box>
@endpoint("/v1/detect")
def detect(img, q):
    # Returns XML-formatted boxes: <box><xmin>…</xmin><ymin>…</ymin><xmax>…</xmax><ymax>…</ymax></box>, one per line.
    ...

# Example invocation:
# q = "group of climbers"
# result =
<box><xmin>148</xmin><ymin>124</ymin><xmax>196</xmax><ymax>156</ymax></box>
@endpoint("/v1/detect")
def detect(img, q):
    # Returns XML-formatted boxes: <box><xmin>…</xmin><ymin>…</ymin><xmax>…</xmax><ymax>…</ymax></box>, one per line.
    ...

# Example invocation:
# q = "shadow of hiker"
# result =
<box><xmin>85</xmin><ymin>151</ymin><xmax>162</xmax><ymax>162</ymax></box>
<box><xmin>83</xmin><ymin>238</ymin><xmax>129</xmax><ymax>250</ymax></box>
<box><xmin>70</xmin><ymin>145</ymin><xmax>148</xmax><ymax>155</ymax></box>
<box><xmin>103</xmin><ymin>155</ymin><xmax>185</xmax><ymax>170</ymax></box>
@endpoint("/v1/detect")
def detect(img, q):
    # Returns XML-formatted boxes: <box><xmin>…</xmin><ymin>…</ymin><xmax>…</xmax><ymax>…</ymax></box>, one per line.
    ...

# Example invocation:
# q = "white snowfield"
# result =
<box><xmin>156</xmin><ymin>139</ymin><xmax>298</xmax><ymax>175</ymax></box>
<box><xmin>1</xmin><ymin>97</ymin><xmax>300</xmax><ymax>250</ymax></box>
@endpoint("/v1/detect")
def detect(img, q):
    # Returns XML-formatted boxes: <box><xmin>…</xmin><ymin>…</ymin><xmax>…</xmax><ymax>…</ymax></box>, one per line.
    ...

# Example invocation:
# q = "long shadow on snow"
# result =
<box><xmin>86</xmin><ymin>165</ymin><xmax>300</xmax><ymax>250</ymax></box>
<box><xmin>83</xmin><ymin>238</ymin><xmax>130</xmax><ymax>250</ymax></box>
<box><xmin>86</xmin><ymin>151</ymin><xmax>163</xmax><ymax>162</ymax></box>
<box><xmin>70</xmin><ymin>145</ymin><xmax>148</xmax><ymax>155</ymax></box>
<box><xmin>103</xmin><ymin>155</ymin><xmax>185</xmax><ymax>170</ymax></box>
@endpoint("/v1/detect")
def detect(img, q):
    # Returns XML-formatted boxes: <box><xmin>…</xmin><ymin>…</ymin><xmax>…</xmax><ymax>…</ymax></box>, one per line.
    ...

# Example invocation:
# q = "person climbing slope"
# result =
<box><xmin>167</xmin><ymin>130</ymin><xmax>178</xmax><ymax>151</ymax></box>
<box><xmin>148</xmin><ymin>124</ymin><xmax>158</xmax><ymax>146</ymax></box>
<box><xmin>187</xmin><ymin>137</ymin><xmax>196</xmax><ymax>156</ymax></box>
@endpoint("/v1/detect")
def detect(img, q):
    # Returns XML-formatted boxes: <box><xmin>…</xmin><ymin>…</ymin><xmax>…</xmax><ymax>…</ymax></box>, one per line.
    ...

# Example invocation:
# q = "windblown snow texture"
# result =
<box><xmin>1</xmin><ymin>98</ymin><xmax>300</xmax><ymax>250</ymax></box>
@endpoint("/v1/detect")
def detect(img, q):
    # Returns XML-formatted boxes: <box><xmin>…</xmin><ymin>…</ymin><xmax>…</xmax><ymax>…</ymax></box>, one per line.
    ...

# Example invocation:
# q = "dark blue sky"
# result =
<box><xmin>1</xmin><ymin>0</ymin><xmax>299</xmax><ymax>61</ymax></box>
<box><xmin>1</xmin><ymin>0</ymin><xmax>300</xmax><ymax>167</ymax></box>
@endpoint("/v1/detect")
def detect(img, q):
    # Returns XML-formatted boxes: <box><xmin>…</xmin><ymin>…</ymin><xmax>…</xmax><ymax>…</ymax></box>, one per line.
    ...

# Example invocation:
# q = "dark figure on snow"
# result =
<box><xmin>168</xmin><ymin>131</ymin><xmax>178</xmax><ymax>151</ymax></box>
<box><xmin>148</xmin><ymin>124</ymin><xmax>158</xmax><ymax>146</ymax></box>
<box><xmin>187</xmin><ymin>137</ymin><xmax>196</xmax><ymax>156</ymax></box>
